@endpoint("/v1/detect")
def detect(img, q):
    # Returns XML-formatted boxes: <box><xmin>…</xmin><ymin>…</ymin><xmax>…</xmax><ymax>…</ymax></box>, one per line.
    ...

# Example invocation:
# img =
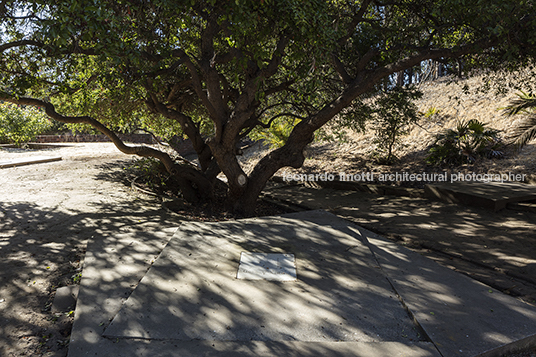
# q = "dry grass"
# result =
<box><xmin>239</xmin><ymin>72</ymin><xmax>536</xmax><ymax>186</ymax></box>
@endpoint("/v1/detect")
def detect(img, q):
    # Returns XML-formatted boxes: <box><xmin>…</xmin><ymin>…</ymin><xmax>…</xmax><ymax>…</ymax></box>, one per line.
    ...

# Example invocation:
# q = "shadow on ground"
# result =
<box><xmin>0</xmin><ymin>157</ymin><xmax>181</xmax><ymax>357</ymax></box>
<box><xmin>265</xmin><ymin>185</ymin><xmax>536</xmax><ymax>304</ymax></box>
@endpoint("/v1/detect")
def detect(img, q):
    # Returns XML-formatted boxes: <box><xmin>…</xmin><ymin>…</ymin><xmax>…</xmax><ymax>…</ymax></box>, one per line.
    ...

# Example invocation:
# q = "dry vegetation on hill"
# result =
<box><xmin>240</xmin><ymin>71</ymin><xmax>536</xmax><ymax>186</ymax></box>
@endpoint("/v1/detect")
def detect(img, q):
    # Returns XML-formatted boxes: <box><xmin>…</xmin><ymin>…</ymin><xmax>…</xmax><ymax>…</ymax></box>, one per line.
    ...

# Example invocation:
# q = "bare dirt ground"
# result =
<box><xmin>0</xmin><ymin>142</ymin><xmax>289</xmax><ymax>357</ymax></box>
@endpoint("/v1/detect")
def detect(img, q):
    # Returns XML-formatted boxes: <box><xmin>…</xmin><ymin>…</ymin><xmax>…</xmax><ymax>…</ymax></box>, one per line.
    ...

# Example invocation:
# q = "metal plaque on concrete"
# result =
<box><xmin>237</xmin><ymin>252</ymin><xmax>297</xmax><ymax>281</ymax></box>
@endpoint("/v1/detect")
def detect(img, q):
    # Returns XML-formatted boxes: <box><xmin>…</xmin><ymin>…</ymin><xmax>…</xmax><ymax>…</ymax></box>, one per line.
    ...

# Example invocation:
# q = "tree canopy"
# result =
<box><xmin>1</xmin><ymin>0</ymin><xmax>536</xmax><ymax>212</ymax></box>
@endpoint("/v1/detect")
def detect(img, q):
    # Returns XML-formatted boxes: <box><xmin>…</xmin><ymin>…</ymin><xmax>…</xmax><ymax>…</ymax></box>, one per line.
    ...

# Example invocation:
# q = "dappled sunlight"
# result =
<box><xmin>3</xmin><ymin>146</ymin><xmax>531</xmax><ymax>355</ymax></box>
<box><xmin>491</xmin><ymin>255</ymin><xmax>536</xmax><ymax>266</ymax></box>
<box><xmin>361</xmin><ymin>229</ymin><xmax>536</xmax><ymax>356</ymax></box>
<box><xmin>483</xmin><ymin>332</ymin><xmax>513</xmax><ymax>345</ymax></box>
<box><xmin>101</xmin><ymin>213</ymin><xmax>422</xmax><ymax>345</ymax></box>
<box><xmin>284</xmin><ymin>185</ymin><xmax>536</xmax><ymax>284</ymax></box>
<box><xmin>0</xmin><ymin>201</ymin><xmax>95</xmax><ymax>355</ymax></box>
<box><xmin>0</xmin><ymin>148</ymin><xmax>193</xmax><ymax>354</ymax></box>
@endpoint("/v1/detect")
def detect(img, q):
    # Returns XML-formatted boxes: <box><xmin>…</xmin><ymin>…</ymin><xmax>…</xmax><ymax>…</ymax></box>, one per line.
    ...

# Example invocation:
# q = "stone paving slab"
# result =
<box><xmin>425</xmin><ymin>181</ymin><xmax>536</xmax><ymax>211</ymax></box>
<box><xmin>66</xmin><ymin>339</ymin><xmax>440</xmax><ymax>356</ymax></box>
<box><xmin>69</xmin><ymin>210</ymin><xmax>536</xmax><ymax>357</ymax></box>
<box><xmin>67</xmin><ymin>226</ymin><xmax>178</xmax><ymax>357</ymax></box>
<box><xmin>103</xmin><ymin>211</ymin><xmax>421</xmax><ymax>344</ymax></box>
<box><xmin>348</xmin><ymin>224</ymin><xmax>536</xmax><ymax>356</ymax></box>
<box><xmin>0</xmin><ymin>155</ymin><xmax>62</xmax><ymax>168</ymax></box>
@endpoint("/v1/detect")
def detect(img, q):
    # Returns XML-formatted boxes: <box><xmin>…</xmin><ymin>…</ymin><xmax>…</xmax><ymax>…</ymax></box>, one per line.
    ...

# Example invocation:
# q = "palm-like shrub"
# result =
<box><xmin>503</xmin><ymin>91</ymin><xmax>536</xmax><ymax>150</ymax></box>
<box><xmin>426</xmin><ymin>119</ymin><xmax>503</xmax><ymax>166</ymax></box>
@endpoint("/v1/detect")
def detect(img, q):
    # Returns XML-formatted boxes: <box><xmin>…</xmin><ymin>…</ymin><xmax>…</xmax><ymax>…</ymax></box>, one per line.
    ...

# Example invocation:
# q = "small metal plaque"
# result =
<box><xmin>237</xmin><ymin>252</ymin><xmax>297</xmax><ymax>281</ymax></box>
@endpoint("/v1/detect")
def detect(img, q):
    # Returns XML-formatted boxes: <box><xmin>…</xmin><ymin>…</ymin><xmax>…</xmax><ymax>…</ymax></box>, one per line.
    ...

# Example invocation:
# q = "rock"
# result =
<box><xmin>51</xmin><ymin>285</ymin><xmax>79</xmax><ymax>313</ymax></box>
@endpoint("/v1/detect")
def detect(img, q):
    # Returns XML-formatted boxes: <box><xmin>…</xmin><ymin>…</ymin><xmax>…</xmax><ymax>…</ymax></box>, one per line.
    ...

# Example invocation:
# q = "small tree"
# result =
<box><xmin>370</xmin><ymin>87</ymin><xmax>422</xmax><ymax>164</ymax></box>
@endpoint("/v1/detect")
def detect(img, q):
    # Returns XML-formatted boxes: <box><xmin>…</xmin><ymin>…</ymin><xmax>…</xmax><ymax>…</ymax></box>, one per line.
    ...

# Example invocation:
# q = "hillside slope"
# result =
<box><xmin>266</xmin><ymin>73</ymin><xmax>536</xmax><ymax>186</ymax></box>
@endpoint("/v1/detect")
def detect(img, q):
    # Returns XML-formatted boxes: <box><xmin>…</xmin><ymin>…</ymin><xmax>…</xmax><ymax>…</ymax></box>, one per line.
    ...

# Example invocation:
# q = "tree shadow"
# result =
<box><xmin>0</xmin><ymin>201</ymin><xmax>91</xmax><ymax>356</ymax></box>
<box><xmin>0</xmin><ymin>184</ymin><xmax>180</xmax><ymax>356</ymax></box>
<box><xmin>265</xmin><ymin>185</ymin><xmax>536</xmax><ymax>300</ymax></box>
<box><xmin>68</xmin><ymin>207</ymin><xmax>536</xmax><ymax>356</ymax></box>
<box><xmin>67</xmin><ymin>210</ymin><xmax>434</xmax><ymax>356</ymax></box>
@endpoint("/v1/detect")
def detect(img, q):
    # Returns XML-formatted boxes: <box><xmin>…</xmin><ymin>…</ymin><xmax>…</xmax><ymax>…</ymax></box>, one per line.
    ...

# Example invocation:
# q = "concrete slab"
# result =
<box><xmin>65</xmin><ymin>339</ymin><xmax>440</xmax><ymax>356</ymax></box>
<box><xmin>103</xmin><ymin>211</ymin><xmax>422</xmax><ymax>345</ymax></box>
<box><xmin>0</xmin><ymin>155</ymin><xmax>62</xmax><ymax>168</ymax></box>
<box><xmin>348</xmin><ymin>225</ymin><xmax>536</xmax><ymax>356</ymax></box>
<box><xmin>68</xmin><ymin>209</ymin><xmax>536</xmax><ymax>356</ymax></box>
<box><xmin>67</xmin><ymin>226</ymin><xmax>178</xmax><ymax>357</ymax></box>
<box><xmin>425</xmin><ymin>181</ymin><xmax>536</xmax><ymax>211</ymax></box>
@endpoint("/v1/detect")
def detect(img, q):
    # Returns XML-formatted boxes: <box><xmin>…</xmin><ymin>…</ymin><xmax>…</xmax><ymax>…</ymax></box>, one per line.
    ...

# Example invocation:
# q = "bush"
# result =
<box><xmin>0</xmin><ymin>103</ymin><xmax>51</xmax><ymax>146</ymax></box>
<box><xmin>371</xmin><ymin>87</ymin><xmax>422</xmax><ymax>164</ymax></box>
<box><xmin>250</xmin><ymin>117</ymin><xmax>300</xmax><ymax>149</ymax></box>
<box><xmin>426</xmin><ymin>119</ymin><xmax>503</xmax><ymax>166</ymax></box>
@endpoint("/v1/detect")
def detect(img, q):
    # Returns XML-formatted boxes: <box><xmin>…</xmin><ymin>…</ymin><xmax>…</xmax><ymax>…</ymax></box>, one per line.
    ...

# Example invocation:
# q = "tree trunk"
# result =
<box><xmin>396</xmin><ymin>71</ymin><xmax>404</xmax><ymax>86</ymax></box>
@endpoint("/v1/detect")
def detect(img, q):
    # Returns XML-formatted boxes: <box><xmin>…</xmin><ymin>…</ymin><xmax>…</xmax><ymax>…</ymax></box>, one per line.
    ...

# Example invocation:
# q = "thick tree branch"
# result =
<box><xmin>244</xmin><ymin>38</ymin><xmax>499</xmax><ymax>205</ymax></box>
<box><xmin>0</xmin><ymin>40</ymin><xmax>46</xmax><ymax>53</ymax></box>
<box><xmin>198</xmin><ymin>16</ymin><xmax>229</xmax><ymax>140</ymax></box>
<box><xmin>264</xmin><ymin>80</ymin><xmax>296</xmax><ymax>97</ymax></box>
<box><xmin>0</xmin><ymin>92</ymin><xmax>213</xmax><ymax>201</ymax></box>
<box><xmin>165</xmin><ymin>79</ymin><xmax>192</xmax><ymax>103</ymax></box>
<box><xmin>259</xmin><ymin>36</ymin><xmax>290</xmax><ymax>80</ymax></box>
<box><xmin>145</xmin><ymin>92</ymin><xmax>215</xmax><ymax>172</ymax></box>
<box><xmin>356</xmin><ymin>48</ymin><xmax>380</xmax><ymax>73</ymax></box>
<box><xmin>174</xmin><ymin>49</ymin><xmax>221</xmax><ymax>125</ymax></box>
<box><xmin>220</xmin><ymin>35</ymin><xmax>290</xmax><ymax>147</ymax></box>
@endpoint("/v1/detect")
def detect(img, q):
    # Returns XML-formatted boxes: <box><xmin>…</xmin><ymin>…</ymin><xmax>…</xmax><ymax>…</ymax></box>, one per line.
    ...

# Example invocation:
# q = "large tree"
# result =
<box><xmin>1</xmin><ymin>0</ymin><xmax>535</xmax><ymax>212</ymax></box>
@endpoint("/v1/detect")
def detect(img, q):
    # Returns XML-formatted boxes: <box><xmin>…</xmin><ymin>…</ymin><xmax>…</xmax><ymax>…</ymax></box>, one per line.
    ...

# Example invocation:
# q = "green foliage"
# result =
<box><xmin>426</xmin><ymin>119</ymin><xmax>503</xmax><ymax>166</ymax></box>
<box><xmin>422</xmin><ymin>107</ymin><xmax>441</xmax><ymax>118</ymax></box>
<box><xmin>0</xmin><ymin>103</ymin><xmax>51</xmax><ymax>145</ymax></box>
<box><xmin>250</xmin><ymin>117</ymin><xmax>300</xmax><ymax>149</ymax></box>
<box><xmin>370</xmin><ymin>87</ymin><xmax>422</xmax><ymax>164</ymax></box>
<box><xmin>71</xmin><ymin>272</ymin><xmax>82</xmax><ymax>284</ymax></box>
<box><xmin>126</xmin><ymin>157</ymin><xmax>173</xmax><ymax>195</ymax></box>
<box><xmin>503</xmin><ymin>91</ymin><xmax>536</xmax><ymax>150</ymax></box>
<box><xmin>41</xmin><ymin>119</ymin><xmax>69</xmax><ymax>135</ymax></box>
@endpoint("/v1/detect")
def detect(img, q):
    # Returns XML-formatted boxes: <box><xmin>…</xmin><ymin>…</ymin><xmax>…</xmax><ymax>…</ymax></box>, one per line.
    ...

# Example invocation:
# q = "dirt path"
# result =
<box><xmin>0</xmin><ymin>143</ymin><xmax>181</xmax><ymax>357</ymax></box>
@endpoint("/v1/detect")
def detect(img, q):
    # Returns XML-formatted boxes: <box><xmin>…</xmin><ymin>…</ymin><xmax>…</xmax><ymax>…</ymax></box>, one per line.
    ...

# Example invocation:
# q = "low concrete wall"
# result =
<box><xmin>34</xmin><ymin>134</ymin><xmax>155</xmax><ymax>144</ymax></box>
